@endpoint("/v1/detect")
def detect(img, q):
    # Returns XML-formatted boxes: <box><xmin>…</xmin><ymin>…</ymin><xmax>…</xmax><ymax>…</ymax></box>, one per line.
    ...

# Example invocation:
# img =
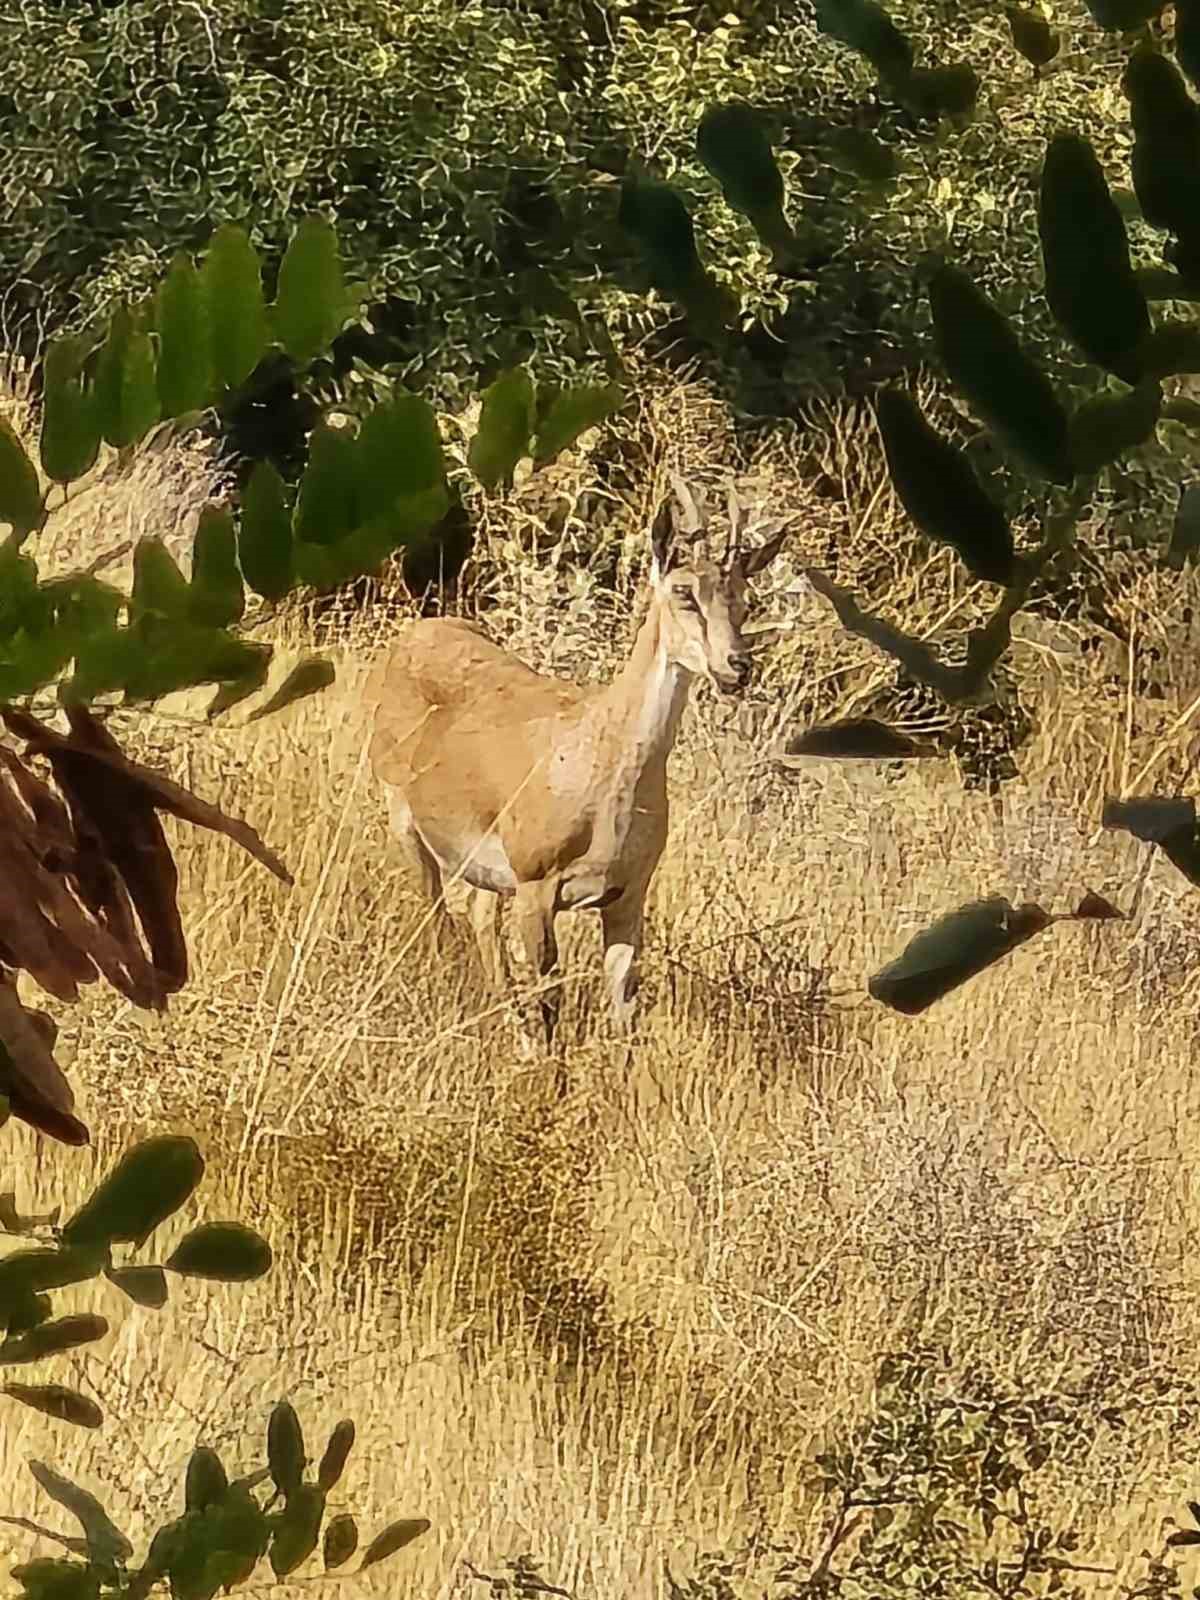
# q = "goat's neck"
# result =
<box><xmin>577</xmin><ymin>598</ymin><xmax>692</xmax><ymax>875</ymax></box>
<box><xmin>602</xmin><ymin>595</ymin><xmax>692</xmax><ymax>775</ymax></box>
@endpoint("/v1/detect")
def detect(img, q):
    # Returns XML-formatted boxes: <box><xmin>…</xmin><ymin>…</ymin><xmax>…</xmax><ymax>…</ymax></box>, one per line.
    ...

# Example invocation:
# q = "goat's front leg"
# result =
<box><xmin>513</xmin><ymin>880</ymin><xmax>562</xmax><ymax>1057</ymax></box>
<box><xmin>601</xmin><ymin>883</ymin><xmax>646</xmax><ymax>1035</ymax></box>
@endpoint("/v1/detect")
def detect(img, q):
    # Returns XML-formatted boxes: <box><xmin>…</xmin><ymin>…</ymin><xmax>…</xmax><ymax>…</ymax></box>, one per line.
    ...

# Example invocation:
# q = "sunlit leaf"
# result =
<box><xmin>238</xmin><ymin>462</ymin><xmax>293</xmax><ymax>602</ymax></box>
<box><xmin>0</xmin><ymin>418</ymin><xmax>45</xmax><ymax>542</ymax></box>
<box><xmin>40</xmin><ymin>337</ymin><xmax>100</xmax><ymax>487</ymax></box>
<box><xmin>189</xmin><ymin>506</ymin><xmax>245</xmax><ymax>628</ymax></box>
<box><xmin>468</xmin><ymin>368</ymin><xmax>535</xmax><ymax>491</ymax></box>
<box><xmin>203</xmin><ymin>226</ymin><xmax>269</xmax><ymax>391</ymax></box>
<box><xmin>155</xmin><ymin>252</ymin><xmax>213</xmax><ymax>418</ymax></box>
<box><xmin>532</xmin><ymin>384</ymin><xmax>621</xmax><ymax>467</ymax></box>
<box><xmin>92</xmin><ymin>304</ymin><xmax>161</xmax><ymax>450</ymax></box>
<box><xmin>274</xmin><ymin>216</ymin><xmax>353</xmax><ymax>368</ymax></box>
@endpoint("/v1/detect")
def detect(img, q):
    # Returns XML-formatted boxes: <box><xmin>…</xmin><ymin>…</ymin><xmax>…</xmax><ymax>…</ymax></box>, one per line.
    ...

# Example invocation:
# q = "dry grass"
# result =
<box><xmin>7</xmin><ymin>363</ymin><xmax>1200</xmax><ymax>1596</ymax></box>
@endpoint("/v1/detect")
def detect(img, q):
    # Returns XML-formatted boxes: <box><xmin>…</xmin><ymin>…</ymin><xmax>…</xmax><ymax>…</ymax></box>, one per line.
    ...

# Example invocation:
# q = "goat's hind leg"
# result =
<box><xmin>385</xmin><ymin>789</ymin><xmax>454</xmax><ymax>953</ymax></box>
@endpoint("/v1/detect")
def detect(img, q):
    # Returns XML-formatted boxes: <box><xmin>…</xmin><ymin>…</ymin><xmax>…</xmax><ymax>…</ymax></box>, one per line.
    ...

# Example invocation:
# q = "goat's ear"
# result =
<box><xmin>649</xmin><ymin>497</ymin><xmax>675</xmax><ymax>580</ymax></box>
<box><xmin>738</xmin><ymin>522</ymin><xmax>790</xmax><ymax>579</ymax></box>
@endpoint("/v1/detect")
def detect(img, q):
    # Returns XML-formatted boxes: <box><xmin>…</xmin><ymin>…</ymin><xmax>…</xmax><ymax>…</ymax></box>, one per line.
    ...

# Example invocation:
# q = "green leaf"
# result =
<box><xmin>467</xmin><ymin>368</ymin><xmax>535</xmax><ymax>491</ymax></box>
<box><xmin>238</xmin><ymin>462</ymin><xmax>294</xmax><ymax>601</ymax></box>
<box><xmin>0</xmin><ymin>625</ymin><xmax>76</xmax><ymax>700</ymax></box>
<box><xmin>85</xmin><ymin>618</ymin><xmax>249</xmax><ymax>704</ymax></box>
<box><xmin>63</xmin><ymin>626</ymin><xmax>143</xmax><ymax>702</ymax></box>
<box><xmin>104</xmin><ymin>1264</ymin><xmax>169</xmax><ymax>1309</ymax></box>
<box><xmin>294</xmin><ymin>422</ymin><xmax>360</xmax><ymax>547</ymax></box>
<box><xmin>246</xmin><ymin>655</ymin><xmax>335</xmax><ymax>722</ymax></box>
<box><xmin>927</xmin><ymin>262</ymin><xmax>1073</xmax><ymax>484</ymax></box>
<box><xmin>1068</xmin><ymin>380</ymin><xmax>1162</xmax><ymax>473</ymax></box>
<box><xmin>359</xmin><ymin>1518</ymin><xmax>430</xmax><ymax>1568</ymax></box>
<box><xmin>189</xmin><ymin>506</ymin><xmax>245</xmax><ymax>628</ymax></box>
<box><xmin>356</xmin><ymin>390</ymin><xmax>446</xmax><ymax>520</ymax></box>
<box><xmin>274</xmin><ymin>216</ymin><xmax>350</xmax><ymax>368</ymax></box>
<box><xmin>155</xmin><ymin>252</ymin><xmax>213</xmax><ymax>418</ymax></box>
<box><xmin>0</xmin><ymin>1313</ymin><xmax>108</xmax><ymax>1363</ymax></box>
<box><xmin>869</xmin><ymin>897</ymin><xmax>1053</xmax><ymax>1014</ymax></box>
<box><xmin>41</xmin><ymin>575</ymin><xmax>123</xmax><ymax>648</ymax></box>
<box><xmin>92</xmin><ymin>304</ymin><xmax>161</xmax><ymax>450</ymax></box>
<box><xmin>317</xmin><ymin>1420</ymin><xmax>355</xmax><ymax>1492</ymax></box>
<box><xmin>1167</xmin><ymin>483</ymin><xmax>1200</xmax><ymax>568</ymax></box>
<box><xmin>27</xmin><ymin>1461</ymin><xmax>133</xmax><ymax>1568</ymax></box>
<box><xmin>1039</xmin><ymin>133</ymin><xmax>1151</xmax><ymax>383</ymax></box>
<box><xmin>269</xmin><ymin>1484</ymin><xmax>325</xmax><ymax>1578</ymax></box>
<box><xmin>532</xmin><ymin>384</ymin><xmax>621</xmax><ymax>466</ymax></box>
<box><xmin>1005</xmin><ymin>4</ymin><xmax>1059</xmax><ymax>66</ymax></box>
<box><xmin>323</xmin><ymin>1514</ymin><xmax>357</xmax><ymax>1571</ymax></box>
<box><xmin>40</xmin><ymin>338</ymin><xmax>100</xmax><ymax>486</ymax></box>
<box><xmin>62</xmin><ymin>1135</ymin><xmax>205</xmax><ymax>1251</ymax></box>
<box><xmin>131</xmin><ymin>536</ymin><xmax>191</xmax><ymax>630</ymax></box>
<box><xmin>202</xmin><ymin>226</ymin><xmax>269</xmax><ymax>392</ymax></box>
<box><xmin>185</xmin><ymin>1448</ymin><xmax>228</xmax><ymax>1514</ymax></box>
<box><xmin>875</xmin><ymin>388</ymin><xmax>1015</xmax><ymax>585</ymax></box>
<box><xmin>0</xmin><ymin>544</ymin><xmax>42</xmax><ymax>639</ymax></box>
<box><xmin>3</xmin><ymin>1384</ymin><xmax>103</xmax><ymax>1428</ymax></box>
<box><xmin>293</xmin><ymin>484</ymin><xmax>450</xmax><ymax>590</ymax></box>
<box><xmin>267</xmin><ymin>1401</ymin><xmax>306</xmax><ymax>1497</ymax></box>
<box><xmin>0</xmin><ymin>417</ymin><xmax>44</xmax><ymax>542</ymax></box>
<box><xmin>164</xmin><ymin>1222</ymin><xmax>273</xmax><ymax>1281</ymax></box>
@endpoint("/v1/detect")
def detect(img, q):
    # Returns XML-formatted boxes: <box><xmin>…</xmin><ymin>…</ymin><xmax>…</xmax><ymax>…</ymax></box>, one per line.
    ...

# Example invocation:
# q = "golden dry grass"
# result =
<box><xmin>6</xmin><ymin>362</ymin><xmax>1200</xmax><ymax>1595</ymax></box>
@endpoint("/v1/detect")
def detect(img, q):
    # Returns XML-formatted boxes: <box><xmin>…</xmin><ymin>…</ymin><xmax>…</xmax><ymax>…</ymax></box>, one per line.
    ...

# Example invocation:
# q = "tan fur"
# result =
<box><xmin>367</xmin><ymin>479</ymin><xmax>788</xmax><ymax>1058</ymax></box>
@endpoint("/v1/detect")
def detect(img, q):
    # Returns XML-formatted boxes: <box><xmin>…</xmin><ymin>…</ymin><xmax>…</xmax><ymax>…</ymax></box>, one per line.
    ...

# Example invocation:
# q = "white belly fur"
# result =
<box><xmin>417</xmin><ymin>822</ymin><xmax>519</xmax><ymax>894</ymax></box>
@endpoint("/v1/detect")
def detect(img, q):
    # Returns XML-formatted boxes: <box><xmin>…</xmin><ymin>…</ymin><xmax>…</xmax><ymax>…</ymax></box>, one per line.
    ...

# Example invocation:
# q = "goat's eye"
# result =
<box><xmin>672</xmin><ymin>586</ymin><xmax>698</xmax><ymax>608</ymax></box>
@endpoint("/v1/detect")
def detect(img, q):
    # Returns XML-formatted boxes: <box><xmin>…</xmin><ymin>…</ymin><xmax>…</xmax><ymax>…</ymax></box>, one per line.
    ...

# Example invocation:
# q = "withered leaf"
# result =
<box><xmin>0</xmin><ymin>701</ymin><xmax>291</xmax><ymax>1144</ymax></box>
<box><xmin>0</xmin><ymin>980</ymin><xmax>89</xmax><ymax>1145</ymax></box>
<box><xmin>2</xmin><ymin>704</ymin><xmax>290</xmax><ymax>997</ymax></box>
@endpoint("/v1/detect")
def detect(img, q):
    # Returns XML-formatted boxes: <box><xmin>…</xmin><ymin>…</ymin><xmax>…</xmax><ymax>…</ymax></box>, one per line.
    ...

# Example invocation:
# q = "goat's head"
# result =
<box><xmin>649</xmin><ymin>476</ymin><xmax>790</xmax><ymax>694</ymax></box>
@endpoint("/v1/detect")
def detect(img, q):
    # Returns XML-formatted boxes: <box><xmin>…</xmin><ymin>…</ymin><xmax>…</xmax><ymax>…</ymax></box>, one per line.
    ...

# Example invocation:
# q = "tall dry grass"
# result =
<box><xmin>6</xmin><ymin>364</ymin><xmax>1200</xmax><ymax>1595</ymax></box>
